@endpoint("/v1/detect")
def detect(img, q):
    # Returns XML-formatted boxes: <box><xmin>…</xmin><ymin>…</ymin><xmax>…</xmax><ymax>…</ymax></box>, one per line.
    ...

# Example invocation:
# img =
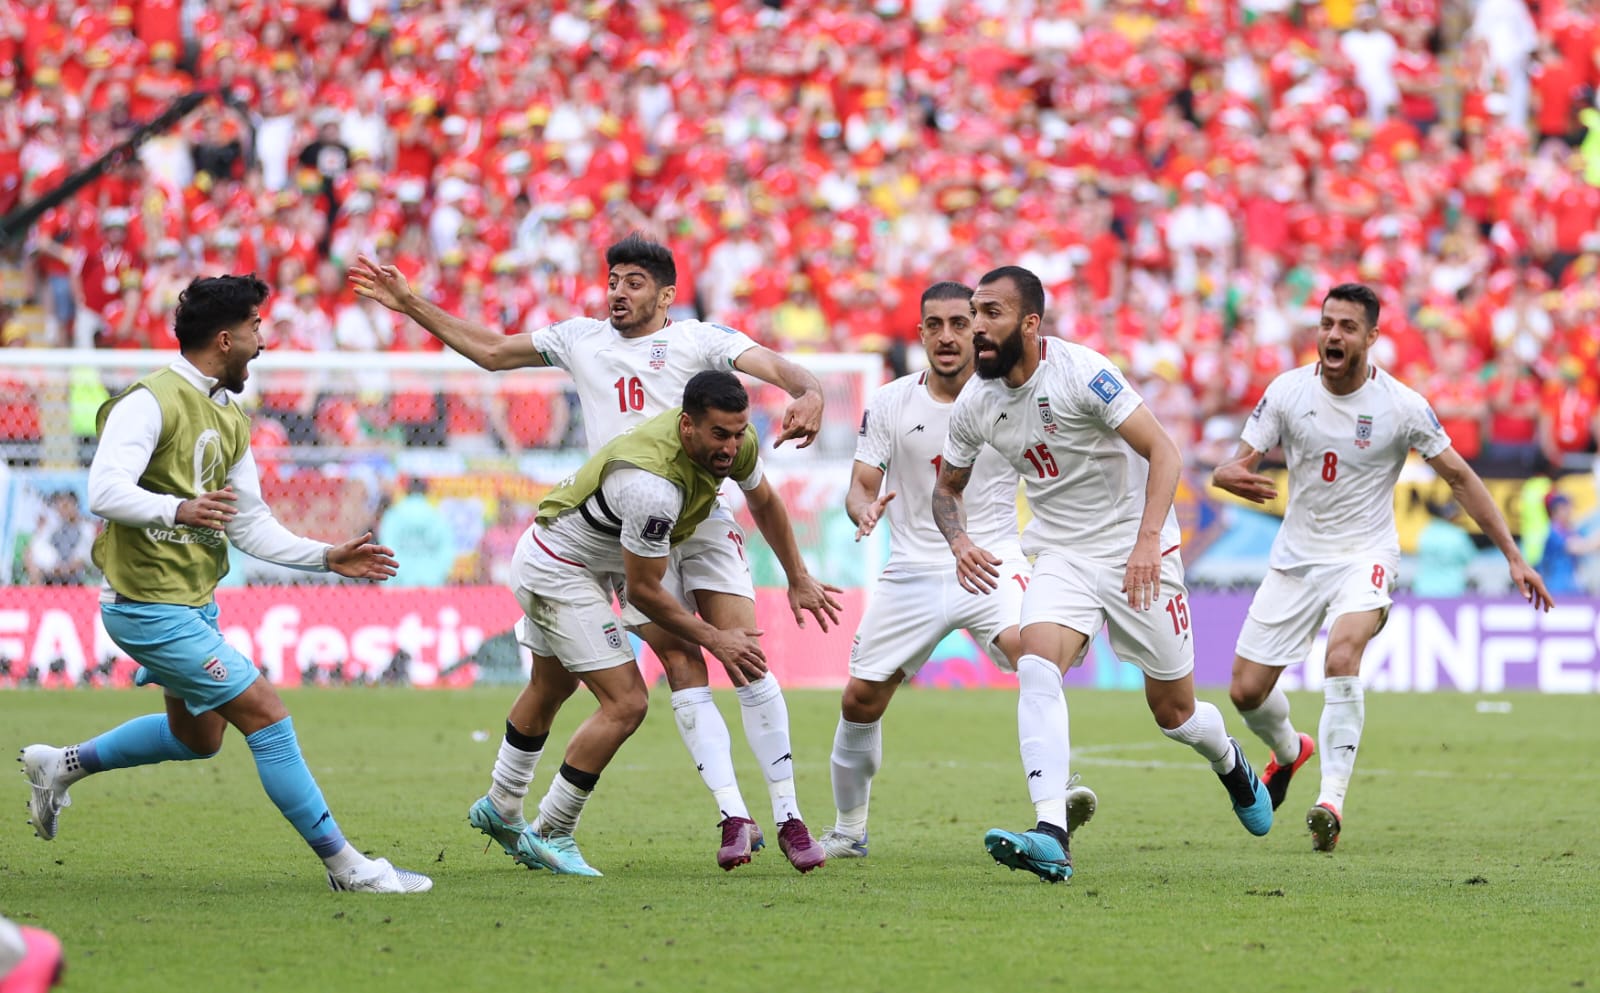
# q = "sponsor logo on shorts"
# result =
<box><xmin>641</xmin><ymin>515</ymin><xmax>672</xmax><ymax>542</ymax></box>
<box><xmin>1355</xmin><ymin>414</ymin><xmax>1373</xmax><ymax>449</ymax></box>
<box><xmin>202</xmin><ymin>656</ymin><xmax>228</xmax><ymax>682</ymax></box>
<box><xmin>1089</xmin><ymin>369</ymin><xmax>1122</xmax><ymax>404</ymax></box>
<box><xmin>602</xmin><ymin>621</ymin><xmax>623</xmax><ymax>651</ymax></box>
<box><xmin>649</xmin><ymin>339</ymin><xmax>668</xmax><ymax>370</ymax></box>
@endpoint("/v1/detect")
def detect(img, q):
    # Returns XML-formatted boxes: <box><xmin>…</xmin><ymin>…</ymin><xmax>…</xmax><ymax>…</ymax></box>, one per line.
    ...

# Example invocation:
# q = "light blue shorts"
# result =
<box><xmin>100</xmin><ymin>600</ymin><xmax>260</xmax><ymax>715</ymax></box>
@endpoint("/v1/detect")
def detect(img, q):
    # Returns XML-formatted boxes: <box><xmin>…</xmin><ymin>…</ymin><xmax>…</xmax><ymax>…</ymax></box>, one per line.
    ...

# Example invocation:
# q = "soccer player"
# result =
<box><xmin>496</xmin><ymin>371</ymin><xmax>841</xmax><ymax>875</ymax></box>
<box><xmin>933</xmin><ymin>266</ymin><xmax>1273</xmax><ymax>883</ymax></box>
<box><xmin>1211</xmin><ymin>283</ymin><xmax>1554</xmax><ymax>852</ymax></box>
<box><xmin>18</xmin><ymin>275</ymin><xmax>432</xmax><ymax>894</ymax></box>
<box><xmin>821</xmin><ymin>281</ymin><xmax>1096</xmax><ymax>859</ymax></box>
<box><xmin>351</xmin><ymin>235</ymin><xmax>833</xmax><ymax>872</ymax></box>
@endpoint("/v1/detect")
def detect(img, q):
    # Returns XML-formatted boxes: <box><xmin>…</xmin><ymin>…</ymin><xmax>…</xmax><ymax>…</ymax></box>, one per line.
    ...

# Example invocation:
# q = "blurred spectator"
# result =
<box><xmin>1539</xmin><ymin>492</ymin><xmax>1600</xmax><ymax>594</ymax></box>
<box><xmin>378</xmin><ymin>478</ymin><xmax>457</xmax><ymax>588</ymax></box>
<box><xmin>1412</xmin><ymin>499</ymin><xmax>1477</xmax><ymax>597</ymax></box>
<box><xmin>26</xmin><ymin>490</ymin><xmax>95</xmax><ymax>585</ymax></box>
<box><xmin>0</xmin><ymin>0</ymin><xmax>1592</xmax><ymax>478</ymax></box>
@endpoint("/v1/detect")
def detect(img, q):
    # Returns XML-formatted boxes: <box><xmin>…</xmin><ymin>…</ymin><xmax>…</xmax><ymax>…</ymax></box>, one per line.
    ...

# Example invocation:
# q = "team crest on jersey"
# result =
<box><xmin>648</xmin><ymin>339</ymin><xmax>669</xmax><ymax>370</ymax></box>
<box><xmin>202</xmin><ymin>657</ymin><xmax>228</xmax><ymax>682</ymax></box>
<box><xmin>1089</xmin><ymin>369</ymin><xmax>1123</xmax><ymax>404</ymax></box>
<box><xmin>602</xmin><ymin>621</ymin><xmax>623</xmax><ymax>651</ymax></box>
<box><xmin>1355</xmin><ymin>414</ymin><xmax>1373</xmax><ymax>449</ymax></box>
<box><xmin>1036</xmin><ymin>396</ymin><xmax>1058</xmax><ymax>434</ymax></box>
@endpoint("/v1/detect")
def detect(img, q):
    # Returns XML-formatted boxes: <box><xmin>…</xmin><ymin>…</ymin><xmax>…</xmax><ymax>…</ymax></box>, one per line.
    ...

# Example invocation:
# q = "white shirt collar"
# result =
<box><xmin>169</xmin><ymin>355</ymin><xmax>228</xmax><ymax>400</ymax></box>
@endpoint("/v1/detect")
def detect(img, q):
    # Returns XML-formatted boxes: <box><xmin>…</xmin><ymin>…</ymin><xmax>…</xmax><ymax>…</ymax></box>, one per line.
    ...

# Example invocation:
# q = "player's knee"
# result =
<box><xmin>177</xmin><ymin>725</ymin><xmax>225</xmax><ymax>758</ymax></box>
<box><xmin>841</xmin><ymin>683</ymin><xmax>891</xmax><ymax>724</ymax></box>
<box><xmin>1229</xmin><ymin>682</ymin><xmax>1266</xmax><ymax>712</ymax></box>
<box><xmin>658</xmin><ymin>647</ymin><xmax>709</xmax><ymax>689</ymax></box>
<box><xmin>1149</xmin><ymin>696</ymin><xmax>1194</xmax><ymax>731</ymax></box>
<box><xmin>607</xmin><ymin>692</ymin><xmax>650</xmax><ymax>734</ymax></box>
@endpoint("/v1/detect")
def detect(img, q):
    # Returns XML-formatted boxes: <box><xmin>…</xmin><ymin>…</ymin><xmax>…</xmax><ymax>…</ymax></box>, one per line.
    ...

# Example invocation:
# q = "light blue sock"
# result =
<box><xmin>79</xmin><ymin>714</ymin><xmax>208</xmax><ymax>774</ymax></box>
<box><xmin>245</xmin><ymin>717</ymin><xmax>347</xmax><ymax>858</ymax></box>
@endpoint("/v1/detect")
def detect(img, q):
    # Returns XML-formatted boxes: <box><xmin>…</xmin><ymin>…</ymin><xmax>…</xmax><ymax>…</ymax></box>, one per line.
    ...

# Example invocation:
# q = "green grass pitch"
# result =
<box><xmin>4</xmin><ymin>686</ymin><xmax>1596</xmax><ymax>993</ymax></box>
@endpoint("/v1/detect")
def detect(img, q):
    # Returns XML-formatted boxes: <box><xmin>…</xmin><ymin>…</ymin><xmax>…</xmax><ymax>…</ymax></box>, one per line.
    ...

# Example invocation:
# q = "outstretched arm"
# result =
<box><xmin>732</xmin><ymin>346</ymin><xmax>825</xmax><ymax>448</ymax></box>
<box><xmin>349</xmin><ymin>255</ymin><xmax>547</xmax><ymax>371</ymax></box>
<box><xmin>1428</xmin><ymin>447</ymin><xmax>1554</xmax><ymax>610</ymax></box>
<box><xmin>934</xmin><ymin>460</ymin><xmax>1000</xmax><ymax>594</ymax></box>
<box><xmin>745</xmin><ymin>476</ymin><xmax>844</xmax><ymax>630</ymax></box>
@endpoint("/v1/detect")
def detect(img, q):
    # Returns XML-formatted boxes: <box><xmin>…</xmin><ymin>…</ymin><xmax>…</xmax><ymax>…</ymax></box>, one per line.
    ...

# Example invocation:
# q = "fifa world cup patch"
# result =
<box><xmin>1355</xmin><ymin>414</ymin><xmax>1374</xmax><ymax>449</ymax></box>
<box><xmin>1089</xmin><ymin>369</ymin><xmax>1123</xmax><ymax>404</ymax></box>
<box><xmin>602</xmin><ymin>621</ymin><xmax>623</xmax><ymax>651</ymax></box>
<box><xmin>1036</xmin><ymin>396</ymin><xmax>1058</xmax><ymax>434</ymax></box>
<box><xmin>642</xmin><ymin>515</ymin><xmax>672</xmax><ymax>542</ymax></box>
<box><xmin>858</xmin><ymin>410</ymin><xmax>869</xmax><ymax>436</ymax></box>
<box><xmin>649</xmin><ymin>339</ymin><xmax>669</xmax><ymax>370</ymax></box>
<box><xmin>202</xmin><ymin>657</ymin><xmax>228</xmax><ymax>682</ymax></box>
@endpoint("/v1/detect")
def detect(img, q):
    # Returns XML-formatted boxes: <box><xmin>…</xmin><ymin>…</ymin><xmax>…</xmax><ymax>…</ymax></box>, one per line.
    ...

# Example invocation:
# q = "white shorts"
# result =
<box><xmin>1020</xmin><ymin>549</ymin><xmax>1194</xmax><ymax>681</ymax></box>
<box><xmin>618</xmin><ymin>504</ymin><xmax>754</xmax><ymax>628</ymax></box>
<box><xmin>511</xmin><ymin>527</ymin><xmax>634</xmax><ymax>673</ymax></box>
<box><xmin>1235</xmin><ymin>554</ymin><xmax>1398</xmax><ymax>668</ymax></box>
<box><xmin>848</xmin><ymin>560</ymin><xmax>1030</xmax><ymax>682</ymax></box>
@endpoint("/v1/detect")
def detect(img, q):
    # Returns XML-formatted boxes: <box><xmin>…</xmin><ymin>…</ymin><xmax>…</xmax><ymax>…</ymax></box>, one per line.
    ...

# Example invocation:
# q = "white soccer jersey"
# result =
<box><xmin>945</xmin><ymin>339</ymin><xmax>1180</xmax><ymax>561</ymax></box>
<box><xmin>1241</xmin><ymin>363</ymin><xmax>1452</xmax><ymax>569</ymax></box>
<box><xmin>529</xmin><ymin>317</ymin><xmax>760</xmax><ymax>452</ymax></box>
<box><xmin>856</xmin><ymin>371</ymin><xmax>1023</xmax><ymax>574</ymax></box>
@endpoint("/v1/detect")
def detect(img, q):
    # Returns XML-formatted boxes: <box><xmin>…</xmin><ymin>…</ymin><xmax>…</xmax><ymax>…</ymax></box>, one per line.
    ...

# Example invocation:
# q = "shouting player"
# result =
<box><xmin>1212</xmin><ymin>282</ymin><xmax>1553</xmax><ymax>852</ymax></box>
<box><xmin>351</xmin><ymin>234</ymin><xmax>833</xmax><ymax>872</ymax></box>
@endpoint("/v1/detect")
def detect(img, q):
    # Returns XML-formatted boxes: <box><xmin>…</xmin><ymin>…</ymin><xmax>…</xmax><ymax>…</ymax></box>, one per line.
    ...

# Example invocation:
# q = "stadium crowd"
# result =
<box><xmin>1</xmin><ymin>0</ymin><xmax>1599</xmax><ymax>474</ymax></box>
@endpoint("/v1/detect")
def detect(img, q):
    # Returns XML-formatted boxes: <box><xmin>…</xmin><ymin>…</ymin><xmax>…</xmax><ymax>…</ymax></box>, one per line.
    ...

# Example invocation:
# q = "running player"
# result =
<box><xmin>351</xmin><ymin>235</ymin><xmax>832</xmax><ymax>871</ymax></box>
<box><xmin>821</xmin><ymin>281</ymin><xmax>1095</xmax><ymax>859</ymax></box>
<box><xmin>19</xmin><ymin>275</ymin><xmax>431</xmax><ymax>894</ymax></box>
<box><xmin>1212</xmin><ymin>282</ymin><xmax>1553</xmax><ymax>851</ymax></box>
<box><xmin>934</xmin><ymin>266</ymin><xmax>1273</xmax><ymax>883</ymax></box>
<box><xmin>500</xmin><ymin>372</ymin><xmax>840</xmax><ymax>875</ymax></box>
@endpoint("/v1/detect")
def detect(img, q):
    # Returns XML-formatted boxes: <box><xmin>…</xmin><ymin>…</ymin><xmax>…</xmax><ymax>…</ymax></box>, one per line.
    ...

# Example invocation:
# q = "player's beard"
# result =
<box><xmin>219</xmin><ymin>347</ymin><xmax>258</xmax><ymax>394</ymax></box>
<box><xmin>975</xmin><ymin>321</ymin><xmax>1024</xmax><ymax>380</ymax></box>
<box><xmin>610</xmin><ymin>298</ymin><xmax>659</xmax><ymax>333</ymax></box>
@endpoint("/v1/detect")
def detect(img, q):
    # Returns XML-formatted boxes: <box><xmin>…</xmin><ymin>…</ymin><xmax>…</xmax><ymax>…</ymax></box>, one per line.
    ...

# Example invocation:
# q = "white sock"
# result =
<box><xmin>1317</xmin><ymin>676</ymin><xmax>1365</xmax><ymax>811</ymax></box>
<box><xmin>1016</xmin><ymin>655</ymin><xmax>1070</xmax><ymax>830</ymax></box>
<box><xmin>830</xmin><ymin>717</ymin><xmax>882</xmax><ymax>838</ymax></box>
<box><xmin>736</xmin><ymin>674</ymin><xmax>800</xmax><ymax>824</ymax></box>
<box><xmin>321</xmin><ymin>841</ymin><xmax>365</xmax><ymax>876</ymax></box>
<box><xmin>1239</xmin><ymin>687</ymin><xmax>1303</xmax><ymax>766</ymax></box>
<box><xmin>672</xmin><ymin>687</ymin><xmax>749</xmax><ymax>820</ymax></box>
<box><xmin>0</xmin><ymin>916</ymin><xmax>25</xmax><ymax>976</ymax></box>
<box><xmin>533</xmin><ymin>770</ymin><xmax>592</xmax><ymax>837</ymax></box>
<box><xmin>1162</xmin><ymin>701</ymin><xmax>1235</xmax><ymax>772</ymax></box>
<box><xmin>489</xmin><ymin>737</ymin><xmax>542</xmax><ymax>823</ymax></box>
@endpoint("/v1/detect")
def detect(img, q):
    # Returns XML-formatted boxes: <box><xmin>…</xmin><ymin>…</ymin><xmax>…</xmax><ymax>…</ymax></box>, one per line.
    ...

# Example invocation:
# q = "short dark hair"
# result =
<box><xmin>1322</xmin><ymin>283</ymin><xmax>1380</xmax><ymax>329</ymax></box>
<box><xmin>605</xmin><ymin>232</ymin><xmax>676</xmax><ymax>289</ymax></box>
<box><xmin>173</xmin><ymin>275</ymin><xmax>270</xmax><ymax>352</ymax></box>
<box><xmin>682</xmin><ymin>370</ymin><xmax>749</xmax><ymax>419</ymax></box>
<box><xmin>977</xmin><ymin>266</ymin><xmax>1046</xmax><ymax>320</ymax></box>
<box><xmin>920</xmin><ymin>281</ymin><xmax>973</xmax><ymax>309</ymax></box>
